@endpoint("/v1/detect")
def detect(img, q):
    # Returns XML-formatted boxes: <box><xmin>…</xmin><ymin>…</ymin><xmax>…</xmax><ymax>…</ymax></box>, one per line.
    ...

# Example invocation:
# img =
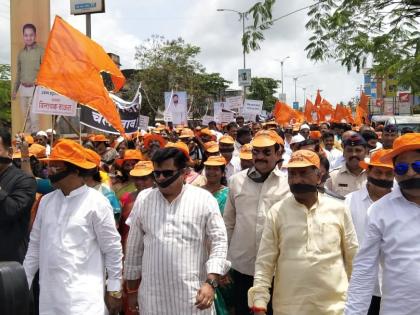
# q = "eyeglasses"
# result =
<box><xmin>394</xmin><ymin>161</ymin><xmax>420</xmax><ymax>176</ymax></box>
<box><xmin>153</xmin><ymin>170</ymin><xmax>179</xmax><ymax>178</ymax></box>
<box><xmin>252</xmin><ymin>148</ymin><xmax>273</xmax><ymax>157</ymax></box>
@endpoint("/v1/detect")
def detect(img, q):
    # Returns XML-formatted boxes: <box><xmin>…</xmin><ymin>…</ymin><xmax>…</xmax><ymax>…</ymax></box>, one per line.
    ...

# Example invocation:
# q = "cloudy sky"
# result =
<box><xmin>0</xmin><ymin>0</ymin><xmax>363</xmax><ymax>106</ymax></box>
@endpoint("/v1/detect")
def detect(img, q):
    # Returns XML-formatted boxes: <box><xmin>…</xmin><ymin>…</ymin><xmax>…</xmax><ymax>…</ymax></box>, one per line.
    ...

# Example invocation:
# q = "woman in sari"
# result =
<box><xmin>202</xmin><ymin>156</ymin><xmax>233</xmax><ymax>315</ymax></box>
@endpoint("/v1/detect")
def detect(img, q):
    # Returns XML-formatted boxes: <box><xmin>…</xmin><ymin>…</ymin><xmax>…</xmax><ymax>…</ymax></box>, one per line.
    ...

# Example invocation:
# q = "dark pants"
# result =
<box><xmin>231</xmin><ymin>269</ymin><xmax>273</xmax><ymax>315</ymax></box>
<box><xmin>368</xmin><ymin>296</ymin><xmax>381</xmax><ymax>315</ymax></box>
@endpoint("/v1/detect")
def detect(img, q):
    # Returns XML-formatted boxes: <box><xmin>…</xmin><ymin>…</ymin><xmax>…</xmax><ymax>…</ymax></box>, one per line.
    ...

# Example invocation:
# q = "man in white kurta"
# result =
<box><xmin>124</xmin><ymin>146</ymin><xmax>229</xmax><ymax>315</ymax></box>
<box><xmin>23</xmin><ymin>139</ymin><xmax>123</xmax><ymax>315</ymax></box>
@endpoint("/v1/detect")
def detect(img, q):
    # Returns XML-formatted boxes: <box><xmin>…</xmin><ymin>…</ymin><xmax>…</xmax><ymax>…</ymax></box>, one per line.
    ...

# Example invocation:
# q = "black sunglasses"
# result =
<box><xmin>153</xmin><ymin>170</ymin><xmax>179</xmax><ymax>178</ymax></box>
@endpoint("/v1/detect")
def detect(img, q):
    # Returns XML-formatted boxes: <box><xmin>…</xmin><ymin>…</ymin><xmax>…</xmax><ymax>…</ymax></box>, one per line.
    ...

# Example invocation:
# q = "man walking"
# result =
<box><xmin>249</xmin><ymin>150</ymin><xmax>358</xmax><ymax>315</ymax></box>
<box><xmin>345</xmin><ymin>149</ymin><xmax>394</xmax><ymax>315</ymax></box>
<box><xmin>345</xmin><ymin>133</ymin><xmax>420</xmax><ymax>315</ymax></box>
<box><xmin>124</xmin><ymin>147</ymin><xmax>229</xmax><ymax>315</ymax></box>
<box><xmin>24</xmin><ymin>139</ymin><xmax>123</xmax><ymax>315</ymax></box>
<box><xmin>224</xmin><ymin>130</ymin><xmax>289</xmax><ymax>314</ymax></box>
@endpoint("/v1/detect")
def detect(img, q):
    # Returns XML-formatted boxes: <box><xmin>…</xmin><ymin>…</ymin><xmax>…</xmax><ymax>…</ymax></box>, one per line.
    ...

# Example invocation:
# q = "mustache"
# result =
<box><xmin>349</xmin><ymin>156</ymin><xmax>361</xmax><ymax>161</ymax></box>
<box><xmin>290</xmin><ymin>183</ymin><xmax>318</xmax><ymax>194</ymax></box>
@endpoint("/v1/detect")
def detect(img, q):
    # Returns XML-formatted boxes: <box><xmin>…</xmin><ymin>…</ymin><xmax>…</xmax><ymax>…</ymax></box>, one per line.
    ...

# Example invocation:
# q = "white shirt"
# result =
<box><xmin>345</xmin><ymin>185</ymin><xmax>381</xmax><ymax>297</ymax></box>
<box><xmin>345</xmin><ymin>186</ymin><xmax>420</xmax><ymax>315</ymax></box>
<box><xmin>23</xmin><ymin>185</ymin><xmax>123</xmax><ymax>315</ymax></box>
<box><xmin>225</xmin><ymin>156</ymin><xmax>242</xmax><ymax>179</ymax></box>
<box><xmin>224</xmin><ymin>168</ymin><xmax>290</xmax><ymax>276</ymax></box>
<box><xmin>233</xmin><ymin>141</ymin><xmax>242</xmax><ymax>157</ymax></box>
<box><xmin>324</xmin><ymin>147</ymin><xmax>344</xmax><ymax>170</ymax></box>
<box><xmin>124</xmin><ymin>184</ymin><xmax>229</xmax><ymax>315</ymax></box>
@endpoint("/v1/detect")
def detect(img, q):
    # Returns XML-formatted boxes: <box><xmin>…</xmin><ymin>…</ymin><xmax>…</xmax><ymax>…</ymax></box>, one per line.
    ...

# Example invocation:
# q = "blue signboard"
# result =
<box><xmin>293</xmin><ymin>102</ymin><xmax>299</xmax><ymax>110</ymax></box>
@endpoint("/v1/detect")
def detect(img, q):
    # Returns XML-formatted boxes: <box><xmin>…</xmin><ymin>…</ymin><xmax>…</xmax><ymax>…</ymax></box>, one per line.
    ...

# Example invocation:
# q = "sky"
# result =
<box><xmin>0</xmin><ymin>0</ymin><xmax>364</xmax><ymax>107</ymax></box>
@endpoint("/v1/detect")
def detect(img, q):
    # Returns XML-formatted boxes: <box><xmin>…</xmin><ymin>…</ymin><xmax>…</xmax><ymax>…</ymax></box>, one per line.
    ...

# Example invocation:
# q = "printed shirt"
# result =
<box><xmin>124</xmin><ymin>184</ymin><xmax>229</xmax><ymax>315</ymax></box>
<box><xmin>249</xmin><ymin>193</ymin><xmax>358</xmax><ymax>315</ymax></box>
<box><xmin>345</xmin><ymin>187</ymin><xmax>420</xmax><ymax>315</ymax></box>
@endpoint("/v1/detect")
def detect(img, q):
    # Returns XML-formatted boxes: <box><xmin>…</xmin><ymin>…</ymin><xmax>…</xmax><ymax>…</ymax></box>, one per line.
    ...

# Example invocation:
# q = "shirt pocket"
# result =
<box><xmin>314</xmin><ymin>222</ymin><xmax>340</xmax><ymax>253</ymax></box>
<box><xmin>172</xmin><ymin>214</ymin><xmax>204</xmax><ymax>245</ymax></box>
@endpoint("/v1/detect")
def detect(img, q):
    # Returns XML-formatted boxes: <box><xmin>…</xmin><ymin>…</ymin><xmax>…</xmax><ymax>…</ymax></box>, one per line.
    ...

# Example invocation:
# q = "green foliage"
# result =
<box><xmin>247</xmin><ymin>77</ymin><xmax>280</xmax><ymax>111</ymax></box>
<box><xmin>132</xmin><ymin>36</ymin><xmax>231</xmax><ymax>122</ymax></box>
<box><xmin>305</xmin><ymin>0</ymin><xmax>420</xmax><ymax>92</ymax></box>
<box><xmin>243</xmin><ymin>0</ymin><xmax>276</xmax><ymax>53</ymax></box>
<box><xmin>0</xmin><ymin>65</ymin><xmax>11</xmax><ymax>127</ymax></box>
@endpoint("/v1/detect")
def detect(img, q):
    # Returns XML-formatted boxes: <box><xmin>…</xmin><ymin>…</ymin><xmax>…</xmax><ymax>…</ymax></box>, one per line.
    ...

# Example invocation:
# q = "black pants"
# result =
<box><xmin>231</xmin><ymin>269</ymin><xmax>273</xmax><ymax>315</ymax></box>
<box><xmin>368</xmin><ymin>296</ymin><xmax>381</xmax><ymax>315</ymax></box>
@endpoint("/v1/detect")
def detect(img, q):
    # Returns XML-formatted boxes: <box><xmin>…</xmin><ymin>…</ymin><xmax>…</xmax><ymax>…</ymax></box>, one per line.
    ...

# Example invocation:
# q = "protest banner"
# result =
<box><xmin>243</xmin><ymin>99</ymin><xmax>263</xmax><ymax>115</ymax></box>
<box><xmin>201</xmin><ymin>115</ymin><xmax>214</xmax><ymax>126</ymax></box>
<box><xmin>80</xmin><ymin>89</ymin><xmax>142</xmax><ymax>134</ymax></box>
<box><xmin>164</xmin><ymin>91</ymin><xmax>187</xmax><ymax>125</ymax></box>
<box><xmin>32</xmin><ymin>86</ymin><xmax>77</xmax><ymax>117</ymax></box>
<box><xmin>138</xmin><ymin>115</ymin><xmax>149</xmax><ymax>131</ymax></box>
<box><xmin>226</xmin><ymin>96</ymin><xmax>243</xmax><ymax>111</ymax></box>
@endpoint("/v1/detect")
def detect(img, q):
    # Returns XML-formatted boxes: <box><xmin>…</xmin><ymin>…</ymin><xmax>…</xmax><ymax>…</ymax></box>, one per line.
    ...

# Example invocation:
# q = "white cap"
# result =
<box><xmin>300</xmin><ymin>123</ymin><xmax>310</xmax><ymax>131</ymax></box>
<box><xmin>36</xmin><ymin>131</ymin><xmax>48</xmax><ymax>138</ymax></box>
<box><xmin>46</xmin><ymin>129</ymin><xmax>56</xmax><ymax>135</ymax></box>
<box><xmin>290</xmin><ymin>134</ymin><xmax>305</xmax><ymax>145</ymax></box>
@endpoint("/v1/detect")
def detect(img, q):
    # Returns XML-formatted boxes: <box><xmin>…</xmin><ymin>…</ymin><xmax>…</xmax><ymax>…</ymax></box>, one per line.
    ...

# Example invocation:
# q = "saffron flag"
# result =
<box><xmin>273</xmin><ymin>101</ymin><xmax>304</xmax><ymax>125</ymax></box>
<box><xmin>355</xmin><ymin>92</ymin><xmax>370</xmax><ymax>126</ymax></box>
<box><xmin>333</xmin><ymin>104</ymin><xmax>354</xmax><ymax>124</ymax></box>
<box><xmin>314</xmin><ymin>90</ymin><xmax>322</xmax><ymax>107</ymax></box>
<box><xmin>36</xmin><ymin>16</ymin><xmax>126</xmax><ymax>134</ymax></box>
<box><xmin>318</xmin><ymin>98</ymin><xmax>334</xmax><ymax>122</ymax></box>
<box><xmin>304</xmin><ymin>99</ymin><xmax>318</xmax><ymax>123</ymax></box>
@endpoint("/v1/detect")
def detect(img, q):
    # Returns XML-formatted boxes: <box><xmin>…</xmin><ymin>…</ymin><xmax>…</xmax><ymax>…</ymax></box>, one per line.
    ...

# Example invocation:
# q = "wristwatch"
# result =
<box><xmin>205</xmin><ymin>279</ymin><xmax>218</xmax><ymax>290</ymax></box>
<box><xmin>108</xmin><ymin>291</ymin><xmax>122</xmax><ymax>299</ymax></box>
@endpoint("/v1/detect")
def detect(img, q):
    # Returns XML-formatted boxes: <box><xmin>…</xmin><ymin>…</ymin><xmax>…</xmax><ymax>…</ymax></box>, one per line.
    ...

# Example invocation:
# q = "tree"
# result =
<box><xmin>0</xmin><ymin>64</ymin><xmax>11</xmax><ymax>128</ymax></box>
<box><xmin>247</xmin><ymin>77</ymin><xmax>280</xmax><ymax>111</ymax></box>
<box><xmin>132</xmin><ymin>36</ymin><xmax>230</xmax><ymax>121</ymax></box>
<box><xmin>305</xmin><ymin>0</ymin><xmax>420</xmax><ymax>93</ymax></box>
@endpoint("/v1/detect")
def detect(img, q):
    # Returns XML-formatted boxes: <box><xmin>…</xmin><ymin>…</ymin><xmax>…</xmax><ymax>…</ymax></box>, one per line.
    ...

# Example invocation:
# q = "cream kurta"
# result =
<box><xmin>249</xmin><ymin>193</ymin><xmax>358</xmax><ymax>315</ymax></box>
<box><xmin>23</xmin><ymin>185</ymin><xmax>123</xmax><ymax>315</ymax></box>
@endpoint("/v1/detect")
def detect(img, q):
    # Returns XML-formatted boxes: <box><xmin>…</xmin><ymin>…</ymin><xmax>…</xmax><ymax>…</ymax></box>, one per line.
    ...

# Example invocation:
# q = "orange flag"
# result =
<box><xmin>36</xmin><ymin>16</ymin><xmax>126</xmax><ymax>134</ymax></box>
<box><xmin>355</xmin><ymin>92</ymin><xmax>370</xmax><ymax>125</ymax></box>
<box><xmin>314</xmin><ymin>89</ymin><xmax>322</xmax><ymax>107</ymax></box>
<box><xmin>273</xmin><ymin>101</ymin><xmax>304</xmax><ymax>125</ymax></box>
<box><xmin>333</xmin><ymin>104</ymin><xmax>354</xmax><ymax>124</ymax></box>
<box><xmin>318</xmin><ymin>98</ymin><xmax>334</xmax><ymax>122</ymax></box>
<box><xmin>304</xmin><ymin>99</ymin><xmax>318</xmax><ymax>123</ymax></box>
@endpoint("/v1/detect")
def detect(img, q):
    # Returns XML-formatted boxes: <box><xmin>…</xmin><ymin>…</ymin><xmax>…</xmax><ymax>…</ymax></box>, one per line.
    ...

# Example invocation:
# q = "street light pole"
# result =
<box><xmin>218</xmin><ymin>8</ymin><xmax>247</xmax><ymax>99</ymax></box>
<box><xmin>294</xmin><ymin>77</ymin><xmax>298</xmax><ymax>102</ymax></box>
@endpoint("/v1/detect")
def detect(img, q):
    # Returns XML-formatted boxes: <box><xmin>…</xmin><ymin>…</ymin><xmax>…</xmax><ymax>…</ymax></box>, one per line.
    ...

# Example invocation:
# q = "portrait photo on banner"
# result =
<box><xmin>164</xmin><ymin>91</ymin><xmax>188</xmax><ymax>125</ymax></box>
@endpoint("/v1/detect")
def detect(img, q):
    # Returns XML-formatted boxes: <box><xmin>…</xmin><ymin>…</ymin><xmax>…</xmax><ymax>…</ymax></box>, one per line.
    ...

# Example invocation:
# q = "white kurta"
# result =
<box><xmin>124</xmin><ymin>184</ymin><xmax>229</xmax><ymax>315</ymax></box>
<box><xmin>24</xmin><ymin>185</ymin><xmax>123</xmax><ymax>315</ymax></box>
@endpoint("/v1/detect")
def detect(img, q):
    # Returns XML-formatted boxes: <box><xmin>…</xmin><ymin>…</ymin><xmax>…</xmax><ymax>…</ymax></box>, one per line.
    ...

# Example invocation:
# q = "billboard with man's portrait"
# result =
<box><xmin>164</xmin><ymin>91</ymin><xmax>187</xmax><ymax>125</ymax></box>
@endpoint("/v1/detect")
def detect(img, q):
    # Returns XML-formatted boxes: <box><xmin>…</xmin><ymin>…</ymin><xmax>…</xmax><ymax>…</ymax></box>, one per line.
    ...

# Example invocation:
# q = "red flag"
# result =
<box><xmin>36</xmin><ymin>16</ymin><xmax>126</xmax><ymax>134</ymax></box>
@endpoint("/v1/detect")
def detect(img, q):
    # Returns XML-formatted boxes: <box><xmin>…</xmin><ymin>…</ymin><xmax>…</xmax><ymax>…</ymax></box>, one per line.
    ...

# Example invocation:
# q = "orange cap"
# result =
<box><xmin>380</xmin><ymin>133</ymin><xmax>420</xmax><ymax>163</ymax></box>
<box><xmin>285</xmin><ymin>149</ymin><xmax>320</xmax><ymax>169</ymax></box>
<box><xmin>360</xmin><ymin>149</ymin><xmax>393</xmax><ymax>169</ymax></box>
<box><xmin>84</xmin><ymin>148</ymin><xmax>101</xmax><ymax>167</ymax></box>
<box><xmin>309</xmin><ymin>130</ymin><xmax>322</xmax><ymax>140</ymax></box>
<box><xmin>165</xmin><ymin>141</ymin><xmax>191</xmax><ymax>161</ymax></box>
<box><xmin>144</xmin><ymin>133</ymin><xmax>165</xmax><ymax>149</ymax></box>
<box><xmin>179</xmin><ymin>128</ymin><xmax>195</xmax><ymax>139</ymax></box>
<box><xmin>200</xmin><ymin>128</ymin><xmax>214</xmax><ymax>137</ymax></box>
<box><xmin>204</xmin><ymin>141</ymin><xmax>219</xmax><ymax>153</ymax></box>
<box><xmin>130</xmin><ymin>160</ymin><xmax>154</xmax><ymax>177</ymax></box>
<box><xmin>251</xmin><ymin>130</ymin><xmax>284</xmax><ymax>148</ymax></box>
<box><xmin>204</xmin><ymin>155</ymin><xmax>226</xmax><ymax>166</ymax></box>
<box><xmin>14</xmin><ymin>144</ymin><xmax>47</xmax><ymax>159</ymax></box>
<box><xmin>115</xmin><ymin>149</ymin><xmax>143</xmax><ymax>166</ymax></box>
<box><xmin>25</xmin><ymin>135</ymin><xmax>34</xmax><ymax>144</ymax></box>
<box><xmin>219</xmin><ymin>135</ymin><xmax>235</xmax><ymax>145</ymax></box>
<box><xmin>41</xmin><ymin>139</ymin><xmax>97</xmax><ymax>169</ymax></box>
<box><xmin>239</xmin><ymin>143</ymin><xmax>253</xmax><ymax>160</ymax></box>
<box><xmin>91</xmin><ymin>134</ymin><xmax>109</xmax><ymax>142</ymax></box>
